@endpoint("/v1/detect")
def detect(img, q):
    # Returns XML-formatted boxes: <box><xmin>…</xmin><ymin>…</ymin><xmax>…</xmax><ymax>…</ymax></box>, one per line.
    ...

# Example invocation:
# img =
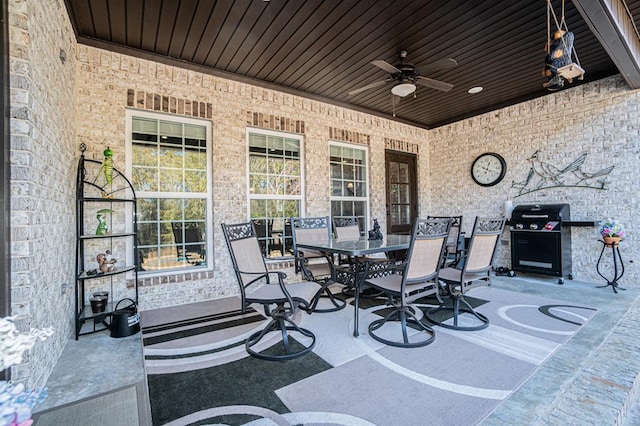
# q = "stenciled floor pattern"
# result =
<box><xmin>141</xmin><ymin>287</ymin><xmax>597</xmax><ymax>426</ymax></box>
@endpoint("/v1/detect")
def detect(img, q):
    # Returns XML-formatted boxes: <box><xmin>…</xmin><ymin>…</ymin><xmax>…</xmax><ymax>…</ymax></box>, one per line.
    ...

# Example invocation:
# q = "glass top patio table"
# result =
<box><xmin>295</xmin><ymin>234</ymin><xmax>412</xmax><ymax>337</ymax></box>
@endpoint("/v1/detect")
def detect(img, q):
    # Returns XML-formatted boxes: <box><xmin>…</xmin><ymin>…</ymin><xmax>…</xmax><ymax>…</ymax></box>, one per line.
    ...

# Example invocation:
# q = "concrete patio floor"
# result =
<box><xmin>32</xmin><ymin>273</ymin><xmax>640</xmax><ymax>425</ymax></box>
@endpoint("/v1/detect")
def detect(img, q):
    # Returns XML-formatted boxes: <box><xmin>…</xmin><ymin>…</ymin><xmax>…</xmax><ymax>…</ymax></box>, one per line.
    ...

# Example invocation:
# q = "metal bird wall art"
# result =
<box><xmin>512</xmin><ymin>150</ymin><xmax>614</xmax><ymax>196</ymax></box>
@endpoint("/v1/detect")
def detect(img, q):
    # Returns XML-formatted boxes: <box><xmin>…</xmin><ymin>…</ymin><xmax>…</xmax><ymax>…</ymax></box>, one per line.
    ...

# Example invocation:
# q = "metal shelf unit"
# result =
<box><xmin>74</xmin><ymin>145</ymin><xmax>139</xmax><ymax>339</ymax></box>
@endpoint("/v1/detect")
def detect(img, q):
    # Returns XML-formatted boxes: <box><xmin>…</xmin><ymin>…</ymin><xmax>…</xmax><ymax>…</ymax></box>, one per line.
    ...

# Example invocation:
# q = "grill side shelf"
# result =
<box><xmin>563</xmin><ymin>221</ymin><xmax>600</xmax><ymax>227</ymax></box>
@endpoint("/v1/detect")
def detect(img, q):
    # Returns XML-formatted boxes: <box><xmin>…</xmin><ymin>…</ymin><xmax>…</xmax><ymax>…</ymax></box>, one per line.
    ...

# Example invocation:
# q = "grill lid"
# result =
<box><xmin>511</xmin><ymin>204</ymin><xmax>570</xmax><ymax>221</ymax></box>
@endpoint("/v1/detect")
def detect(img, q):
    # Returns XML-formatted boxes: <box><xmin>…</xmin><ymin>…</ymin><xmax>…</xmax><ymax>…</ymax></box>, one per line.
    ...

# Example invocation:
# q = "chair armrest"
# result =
<box><xmin>235</xmin><ymin>270</ymin><xmax>270</xmax><ymax>287</ymax></box>
<box><xmin>237</xmin><ymin>269</ymin><xmax>288</xmax><ymax>287</ymax></box>
<box><xmin>266</xmin><ymin>270</ymin><xmax>289</xmax><ymax>282</ymax></box>
<box><xmin>239</xmin><ymin>269</ymin><xmax>299</xmax><ymax>310</ymax></box>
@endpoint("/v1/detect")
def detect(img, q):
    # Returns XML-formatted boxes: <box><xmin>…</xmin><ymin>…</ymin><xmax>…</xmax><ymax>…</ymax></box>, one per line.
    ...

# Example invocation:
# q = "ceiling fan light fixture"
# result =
<box><xmin>391</xmin><ymin>83</ymin><xmax>416</xmax><ymax>97</ymax></box>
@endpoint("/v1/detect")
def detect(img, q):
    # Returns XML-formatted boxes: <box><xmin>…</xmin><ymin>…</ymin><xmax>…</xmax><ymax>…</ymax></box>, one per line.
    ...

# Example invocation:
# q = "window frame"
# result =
<box><xmin>329</xmin><ymin>141</ymin><xmax>370</xmax><ymax>234</ymax></box>
<box><xmin>246</xmin><ymin>127</ymin><xmax>305</xmax><ymax>259</ymax></box>
<box><xmin>125</xmin><ymin>109</ymin><xmax>213</xmax><ymax>276</ymax></box>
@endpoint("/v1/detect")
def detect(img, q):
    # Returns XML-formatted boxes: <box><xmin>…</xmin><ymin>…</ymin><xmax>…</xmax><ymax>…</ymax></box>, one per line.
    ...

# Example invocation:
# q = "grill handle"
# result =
<box><xmin>520</xmin><ymin>214</ymin><xmax>550</xmax><ymax>219</ymax></box>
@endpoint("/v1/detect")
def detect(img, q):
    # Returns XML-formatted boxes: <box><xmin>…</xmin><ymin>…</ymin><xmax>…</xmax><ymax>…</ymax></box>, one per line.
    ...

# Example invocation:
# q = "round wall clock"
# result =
<box><xmin>471</xmin><ymin>152</ymin><xmax>507</xmax><ymax>187</ymax></box>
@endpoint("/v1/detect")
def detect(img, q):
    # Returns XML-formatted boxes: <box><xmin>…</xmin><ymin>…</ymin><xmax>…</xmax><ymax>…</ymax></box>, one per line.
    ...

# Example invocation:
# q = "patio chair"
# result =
<box><xmin>291</xmin><ymin>216</ymin><xmax>346</xmax><ymax>312</ymax></box>
<box><xmin>332</xmin><ymin>216</ymin><xmax>387</xmax><ymax>296</ymax></box>
<box><xmin>333</xmin><ymin>216</ymin><xmax>388</xmax><ymax>258</ymax></box>
<box><xmin>427</xmin><ymin>215</ymin><xmax>464</xmax><ymax>267</ymax></box>
<box><xmin>221</xmin><ymin>221</ymin><xmax>319</xmax><ymax>361</ymax></box>
<box><xmin>363</xmin><ymin>217</ymin><xmax>451</xmax><ymax>348</ymax></box>
<box><xmin>332</xmin><ymin>216</ymin><xmax>362</xmax><ymax>239</ymax></box>
<box><xmin>171</xmin><ymin>222</ymin><xmax>206</xmax><ymax>265</ymax></box>
<box><xmin>425</xmin><ymin>217</ymin><xmax>507</xmax><ymax>331</ymax></box>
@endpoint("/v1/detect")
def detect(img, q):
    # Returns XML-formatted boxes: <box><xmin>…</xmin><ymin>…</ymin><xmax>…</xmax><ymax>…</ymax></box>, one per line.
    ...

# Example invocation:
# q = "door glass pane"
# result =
<box><xmin>389</xmin><ymin>162</ymin><xmax>399</xmax><ymax>182</ymax></box>
<box><xmin>399</xmin><ymin>184</ymin><xmax>410</xmax><ymax>204</ymax></box>
<box><xmin>399</xmin><ymin>163</ymin><xmax>409</xmax><ymax>183</ymax></box>
<box><xmin>391</xmin><ymin>205</ymin><xmax>400</xmax><ymax>226</ymax></box>
<box><xmin>399</xmin><ymin>205</ymin><xmax>410</xmax><ymax>224</ymax></box>
<box><xmin>391</xmin><ymin>184</ymin><xmax>400</xmax><ymax>203</ymax></box>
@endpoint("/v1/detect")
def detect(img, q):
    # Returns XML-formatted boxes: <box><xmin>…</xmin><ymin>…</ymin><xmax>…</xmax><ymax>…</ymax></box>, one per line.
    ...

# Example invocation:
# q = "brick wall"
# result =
<box><xmin>8</xmin><ymin>0</ymin><xmax>77</xmax><ymax>386</ymax></box>
<box><xmin>74</xmin><ymin>45</ymin><xmax>431</xmax><ymax>311</ymax></box>
<box><xmin>8</xmin><ymin>0</ymin><xmax>640</xmax><ymax>391</ymax></box>
<box><xmin>76</xmin><ymin>45</ymin><xmax>640</xmax><ymax>307</ymax></box>
<box><xmin>430</xmin><ymin>76</ymin><xmax>639</xmax><ymax>284</ymax></box>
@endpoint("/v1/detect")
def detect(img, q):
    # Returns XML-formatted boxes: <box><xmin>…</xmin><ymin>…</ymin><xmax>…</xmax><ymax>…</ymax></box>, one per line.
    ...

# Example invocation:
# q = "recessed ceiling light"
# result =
<box><xmin>468</xmin><ymin>86</ymin><xmax>483</xmax><ymax>94</ymax></box>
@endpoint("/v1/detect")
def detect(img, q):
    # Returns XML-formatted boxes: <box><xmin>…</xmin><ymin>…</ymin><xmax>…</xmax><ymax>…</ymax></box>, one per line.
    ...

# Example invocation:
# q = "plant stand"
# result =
<box><xmin>596</xmin><ymin>239</ymin><xmax>625</xmax><ymax>293</ymax></box>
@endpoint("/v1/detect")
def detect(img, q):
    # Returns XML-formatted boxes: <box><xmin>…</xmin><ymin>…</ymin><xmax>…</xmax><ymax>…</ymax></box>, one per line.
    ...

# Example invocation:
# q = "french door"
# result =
<box><xmin>385</xmin><ymin>151</ymin><xmax>417</xmax><ymax>234</ymax></box>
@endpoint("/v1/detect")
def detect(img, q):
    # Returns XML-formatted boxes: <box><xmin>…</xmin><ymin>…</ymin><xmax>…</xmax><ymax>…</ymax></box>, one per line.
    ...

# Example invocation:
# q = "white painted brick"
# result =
<box><xmin>10</xmin><ymin>0</ymin><xmax>640</xmax><ymax>393</ymax></box>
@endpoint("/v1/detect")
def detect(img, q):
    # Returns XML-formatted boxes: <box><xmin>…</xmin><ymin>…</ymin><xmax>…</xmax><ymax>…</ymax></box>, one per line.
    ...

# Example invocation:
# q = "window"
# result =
<box><xmin>127</xmin><ymin>110</ymin><xmax>211</xmax><ymax>273</ymax></box>
<box><xmin>330</xmin><ymin>142</ymin><xmax>369</xmax><ymax>233</ymax></box>
<box><xmin>248</xmin><ymin>129</ymin><xmax>303</xmax><ymax>258</ymax></box>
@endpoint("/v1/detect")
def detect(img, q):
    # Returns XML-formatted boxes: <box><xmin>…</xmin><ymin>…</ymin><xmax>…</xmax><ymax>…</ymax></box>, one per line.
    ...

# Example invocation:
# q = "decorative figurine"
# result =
<box><xmin>95</xmin><ymin>208</ymin><xmax>113</xmax><ymax>235</ymax></box>
<box><xmin>96</xmin><ymin>250</ymin><xmax>117</xmax><ymax>273</ymax></box>
<box><xmin>368</xmin><ymin>218</ymin><xmax>383</xmax><ymax>240</ymax></box>
<box><xmin>98</xmin><ymin>146</ymin><xmax>114</xmax><ymax>198</ymax></box>
<box><xmin>99</xmin><ymin>146</ymin><xmax>114</xmax><ymax>185</ymax></box>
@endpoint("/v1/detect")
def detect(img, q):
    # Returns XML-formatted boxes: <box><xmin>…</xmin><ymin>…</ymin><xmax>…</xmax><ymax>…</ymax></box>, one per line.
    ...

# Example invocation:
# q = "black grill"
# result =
<box><xmin>510</xmin><ymin>204</ymin><xmax>572</xmax><ymax>283</ymax></box>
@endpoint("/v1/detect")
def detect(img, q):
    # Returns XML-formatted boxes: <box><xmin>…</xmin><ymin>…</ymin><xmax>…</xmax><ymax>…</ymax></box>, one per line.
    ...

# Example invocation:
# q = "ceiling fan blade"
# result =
<box><xmin>418</xmin><ymin>58</ymin><xmax>458</xmax><ymax>73</ymax></box>
<box><xmin>371</xmin><ymin>60</ymin><xmax>401</xmax><ymax>74</ymax></box>
<box><xmin>416</xmin><ymin>76</ymin><xmax>454</xmax><ymax>92</ymax></box>
<box><xmin>347</xmin><ymin>79</ymin><xmax>390</xmax><ymax>96</ymax></box>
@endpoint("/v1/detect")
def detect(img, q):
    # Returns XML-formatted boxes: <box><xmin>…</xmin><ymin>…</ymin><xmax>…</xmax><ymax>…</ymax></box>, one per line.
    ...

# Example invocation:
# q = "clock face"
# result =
<box><xmin>471</xmin><ymin>153</ymin><xmax>507</xmax><ymax>186</ymax></box>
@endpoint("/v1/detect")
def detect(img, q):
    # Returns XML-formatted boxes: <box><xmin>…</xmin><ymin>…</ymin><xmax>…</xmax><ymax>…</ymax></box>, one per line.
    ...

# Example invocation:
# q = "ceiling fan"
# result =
<box><xmin>348</xmin><ymin>50</ymin><xmax>457</xmax><ymax>97</ymax></box>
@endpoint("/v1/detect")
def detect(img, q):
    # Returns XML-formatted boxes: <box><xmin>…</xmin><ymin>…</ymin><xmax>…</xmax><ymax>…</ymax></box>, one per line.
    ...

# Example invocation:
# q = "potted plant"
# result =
<box><xmin>600</xmin><ymin>219</ymin><xmax>625</xmax><ymax>246</ymax></box>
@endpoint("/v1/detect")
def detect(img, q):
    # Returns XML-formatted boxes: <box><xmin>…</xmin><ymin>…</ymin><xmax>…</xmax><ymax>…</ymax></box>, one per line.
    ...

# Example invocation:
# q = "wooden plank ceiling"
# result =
<box><xmin>63</xmin><ymin>0</ymin><xmax>638</xmax><ymax>129</ymax></box>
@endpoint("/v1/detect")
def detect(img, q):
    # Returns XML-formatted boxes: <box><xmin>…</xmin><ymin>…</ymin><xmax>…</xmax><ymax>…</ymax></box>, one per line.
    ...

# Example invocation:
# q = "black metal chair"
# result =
<box><xmin>332</xmin><ymin>216</ymin><xmax>370</xmax><ymax>263</ymax></box>
<box><xmin>221</xmin><ymin>221</ymin><xmax>319</xmax><ymax>361</ymax></box>
<box><xmin>171</xmin><ymin>222</ymin><xmax>206</xmax><ymax>265</ymax></box>
<box><xmin>363</xmin><ymin>218</ymin><xmax>451</xmax><ymax>348</ymax></box>
<box><xmin>332</xmin><ymin>216</ymin><xmax>362</xmax><ymax>239</ymax></box>
<box><xmin>427</xmin><ymin>215</ymin><xmax>464</xmax><ymax>267</ymax></box>
<box><xmin>332</xmin><ymin>216</ymin><xmax>387</xmax><ymax>297</ymax></box>
<box><xmin>291</xmin><ymin>216</ymin><xmax>346</xmax><ymax>312</ymax></box>
<box><xmin>425</xmin><ymin>217</ymin><xmax>507</xmax><ymax>331</ymax></box>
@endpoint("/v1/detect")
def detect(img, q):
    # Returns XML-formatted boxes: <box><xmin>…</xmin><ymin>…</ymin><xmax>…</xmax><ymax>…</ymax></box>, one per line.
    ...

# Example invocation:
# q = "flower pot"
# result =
<box><xmin>603</xmin><ymin>236</ymin><xmax>621</xmax><ymax>246</ymax></box>
<box><xmin>89</xmin><ymin>291</ymin><xmax>109</xmax><ymax>313</ymax></box>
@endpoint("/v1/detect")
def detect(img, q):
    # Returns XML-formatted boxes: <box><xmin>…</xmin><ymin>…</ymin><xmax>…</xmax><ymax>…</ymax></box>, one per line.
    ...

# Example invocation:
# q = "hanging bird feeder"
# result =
<box><xmin>543</xmin><ymin>0</ymin><xmax>585</xmax><ymax>91</ymax></box>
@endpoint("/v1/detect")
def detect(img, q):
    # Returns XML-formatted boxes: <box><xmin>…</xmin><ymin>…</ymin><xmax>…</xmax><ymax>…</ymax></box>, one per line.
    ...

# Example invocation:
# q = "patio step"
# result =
<box><xmin>542</xmin><ymin>292</ymin><xmax>640</xmax><ymax>425</ymax></box>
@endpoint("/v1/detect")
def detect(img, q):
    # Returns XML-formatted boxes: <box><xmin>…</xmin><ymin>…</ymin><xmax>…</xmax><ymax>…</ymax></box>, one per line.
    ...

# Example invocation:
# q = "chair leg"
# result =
<box><xmin>310</xmin><ymin>279</ymin><xmax>347</xmax><ymax>313</ymax></box>
<box><xmin>425</xmin><ymin>294</ymin><xmax>489</xmax><ymax>331</ymax></box>
<box><xmin>246</xmin><ymin>308</ymin><xmax>316</xmax><ymax>361</ymax></box>
<box><xmin>368</xmin><ymin>305</ymin><xmax>436</xmax><ymax>348</ymax></box>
